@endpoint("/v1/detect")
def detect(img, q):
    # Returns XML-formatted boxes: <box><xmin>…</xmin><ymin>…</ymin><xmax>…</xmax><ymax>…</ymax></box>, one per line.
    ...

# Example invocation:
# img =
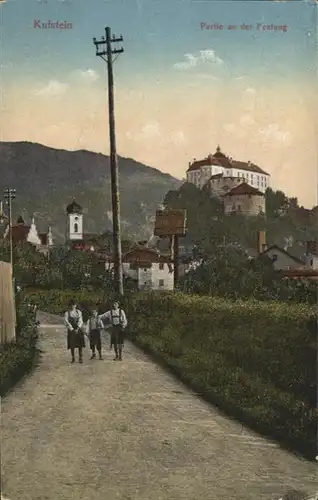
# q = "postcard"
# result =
<box><xmin>0</xmin><ymin>1</ymin><xmax>317</xmax><ymax>499</ymax></box>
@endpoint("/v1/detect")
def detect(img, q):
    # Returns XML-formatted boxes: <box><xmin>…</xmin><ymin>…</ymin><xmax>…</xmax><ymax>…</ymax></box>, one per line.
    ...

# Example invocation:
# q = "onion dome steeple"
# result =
<box><xmin>66</xmin><ymin>198</ymin><xmax>83</xmax><ymax>215</ymax></box>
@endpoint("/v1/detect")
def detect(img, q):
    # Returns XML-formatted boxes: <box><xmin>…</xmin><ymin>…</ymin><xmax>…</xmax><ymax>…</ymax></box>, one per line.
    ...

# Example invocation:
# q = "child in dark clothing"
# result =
<box><xmin>87</xmin><ymin>309</ymin><xmax>104</xmax><ymax>360</ymax></box>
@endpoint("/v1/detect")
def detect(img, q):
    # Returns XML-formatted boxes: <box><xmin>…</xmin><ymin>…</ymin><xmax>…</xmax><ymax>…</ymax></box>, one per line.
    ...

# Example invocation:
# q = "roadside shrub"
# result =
<box><xmin>129</xmin><ymin>292</ymin><xmax>317</xmax><ymax>459</ymax></box>
<box><xmin>0</xmin><ymin>300</ymin><xmax>39</xmax><ymax>397</ymax></box>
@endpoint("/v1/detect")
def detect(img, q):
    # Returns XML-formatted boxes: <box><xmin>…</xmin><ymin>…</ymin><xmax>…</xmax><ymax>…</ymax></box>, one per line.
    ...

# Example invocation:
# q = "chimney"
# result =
<box><xmin>257</xmin><ymin>230</ymin><xmax>266</xmax><ymax>254</ymax></box>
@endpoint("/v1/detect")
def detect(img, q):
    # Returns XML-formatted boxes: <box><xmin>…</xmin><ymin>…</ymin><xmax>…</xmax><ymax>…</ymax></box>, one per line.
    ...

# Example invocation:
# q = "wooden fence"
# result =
<box><xmin>0</xmin><ymin>261</ymin><xmax>16</xmax><ymax>344</ymax></box>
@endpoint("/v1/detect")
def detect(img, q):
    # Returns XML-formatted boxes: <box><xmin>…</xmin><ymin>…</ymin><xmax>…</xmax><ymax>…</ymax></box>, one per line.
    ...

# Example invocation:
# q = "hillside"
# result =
<box><xmin>162</xmin><ymin>183</ymin><xmax>318</xmax><ymax>260</ymax></box>
<box><xmin>0</xmin><ymin>141</ymin><xmax>182</xmax><ymax>241</ymax></box>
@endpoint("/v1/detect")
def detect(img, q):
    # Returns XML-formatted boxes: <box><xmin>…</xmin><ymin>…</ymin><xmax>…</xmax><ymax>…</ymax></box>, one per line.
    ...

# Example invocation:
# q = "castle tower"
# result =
<box><xmin>66</xmin><ymin>199</ymin><xmax>83</xmax><ymax>241</ymax></box>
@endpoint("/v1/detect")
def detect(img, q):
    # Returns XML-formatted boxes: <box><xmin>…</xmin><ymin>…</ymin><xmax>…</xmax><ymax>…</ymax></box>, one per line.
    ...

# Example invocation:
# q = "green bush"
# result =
<box><xmin>24</xmin><ymin>288</ymin><xmax>316</xmax><ymax>460</ymax></box>
<box><xmin>23</xmin><ymin>289</ymin><xmax>123</xmax><ymax>314</ymax></box>
<box><xmin>0</xmin><ymin>300</ymin><xmax>39</xmax><ymax>397</ymax></box>
<box><xmin>128</xmin><ymin>292</ymin><xmax>316</xmax><ymax>459</ymax></box>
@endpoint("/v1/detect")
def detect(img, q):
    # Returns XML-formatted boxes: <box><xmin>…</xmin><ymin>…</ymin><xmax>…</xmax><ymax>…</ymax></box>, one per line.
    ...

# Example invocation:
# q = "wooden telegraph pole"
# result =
<box><xmin>4</xmin><ymin>188</ymin><xmax>16</xmax><ymax>269</ymax></box>
<box><xmin>173</xmin><ymin>235</ymin><xmax>179</xmax><ymax>289</ymax></box>
<box><xmin>93</xmin><ymin>27</ymin><xmax>124</xmax><ymax>295</ymax></box>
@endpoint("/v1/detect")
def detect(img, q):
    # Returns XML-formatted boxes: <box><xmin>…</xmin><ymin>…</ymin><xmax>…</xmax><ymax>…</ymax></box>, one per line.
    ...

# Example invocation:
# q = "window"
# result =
<box><xmin>159</xmin><ymin>279</ymin><xmax>164</xmax><ymax>287</ymax></box>
<box><xmin>74</xmin><ymin>223</ymin><xmax>78</xmax><ymax>233</ymax></box>
<box><xmin>159</xmin><ymin>262</ymin><xmax>164</xmax><ymax>270</ymax></box>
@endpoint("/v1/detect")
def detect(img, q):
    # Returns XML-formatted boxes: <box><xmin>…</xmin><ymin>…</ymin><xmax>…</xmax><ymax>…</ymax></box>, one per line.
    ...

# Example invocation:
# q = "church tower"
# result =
<box><xmin>66</xmin><ymin>199</ymin><xmax>83</xmax><ymax>241</ymax></box>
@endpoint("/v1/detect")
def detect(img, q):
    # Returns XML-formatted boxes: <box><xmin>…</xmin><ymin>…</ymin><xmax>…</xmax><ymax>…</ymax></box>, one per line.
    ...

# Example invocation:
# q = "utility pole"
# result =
<box><xmin>4</xmin><ymin>188</ymin><xmax>16</xmax><ymax>268</ymax></box>
<box><xmin>93</xmin><ymin>27</ymin><xmax>124</xmax><ymax>296</ymax></box>
<box><xmin>173</xmin><ymin>235</ymin><xmax>180</xmax><ymax>290</ymax></box>
<box><xmin>4</xmin><ymin>188</ymin><xmax>17</xmax><ymax>342</ymax></box>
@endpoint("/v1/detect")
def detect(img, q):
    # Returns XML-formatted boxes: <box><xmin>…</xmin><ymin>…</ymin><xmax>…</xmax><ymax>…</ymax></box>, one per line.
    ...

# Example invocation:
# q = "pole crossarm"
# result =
<box><xmin>93</xmin><ymin>34</ymin><xmax>124</xmax><ymax>58</ymax></box>
<box><xmin>4</xmin><ymin>188</ymin><xmax>16</xmax><ymax>199</ymax></box>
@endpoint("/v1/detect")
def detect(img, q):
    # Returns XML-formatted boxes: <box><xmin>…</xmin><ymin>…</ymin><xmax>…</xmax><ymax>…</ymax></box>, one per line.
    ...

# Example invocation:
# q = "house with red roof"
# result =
<box><xmin>104</xmin><ymin>244</ymin><xmax>174</xmax><ymax>290</ymax></box>
<box><xmin>186</xmin><ymin>145</ymin><xmax>270</xmax><ymax>193</ymax></box>
<box><xmin>3</xmin><ymin>215</ymin><xmax>53</xmax><ymax>254</ymax></box>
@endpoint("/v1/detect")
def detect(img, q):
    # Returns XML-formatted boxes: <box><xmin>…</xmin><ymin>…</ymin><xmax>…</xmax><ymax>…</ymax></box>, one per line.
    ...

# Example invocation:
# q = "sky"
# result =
<box><xmin>0</xmin><ymin>0</ymin><xmax>317</xmax><ymax>207</ymax></box>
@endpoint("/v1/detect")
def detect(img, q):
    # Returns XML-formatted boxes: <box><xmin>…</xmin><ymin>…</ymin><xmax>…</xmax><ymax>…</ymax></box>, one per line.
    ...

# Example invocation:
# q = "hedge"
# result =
<box><xmin>0</xmin><ymin>300</ymin><xmax>39</xmax><ymax>397</ymax></box>
<box><xmin>24</xmin><ymin>289</ymin><xmax>316</xmax><ymax>460</ymax></box>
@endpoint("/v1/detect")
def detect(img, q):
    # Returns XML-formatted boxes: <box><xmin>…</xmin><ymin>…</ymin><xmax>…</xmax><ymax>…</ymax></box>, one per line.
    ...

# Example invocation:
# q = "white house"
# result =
<box><xmin>106</xmin><ymin>246</ymin><xmax>174</xmax><ymax>291</ymax></box>
<box><xmin>186</xmin><ymin>145</ymin><xmax>270</xmax><ymax>193</ymax></box>
<box><xmin>260</xmin><ymin>245</ymin><xmax>305</xmax><ymax>271</ymax></box>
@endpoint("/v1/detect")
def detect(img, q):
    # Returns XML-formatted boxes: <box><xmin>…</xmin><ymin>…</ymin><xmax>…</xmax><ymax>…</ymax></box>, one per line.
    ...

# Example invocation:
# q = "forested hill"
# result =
<box><xmin>163</xmin><ymin>183</ymin><xmax>317</xmax><ymax>259</ymax></box>
<box><xmin>0</xmin><ymin>141</ymin><xmax>182</xmax><ymax>241</ymax></box>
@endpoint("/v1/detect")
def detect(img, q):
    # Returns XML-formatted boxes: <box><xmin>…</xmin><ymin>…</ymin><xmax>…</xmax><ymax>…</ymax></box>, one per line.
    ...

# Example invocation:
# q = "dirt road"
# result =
<box><xmin>1</xmin><ymin>312</ymin><xmax>317</xmax><ymax>499</ymax></box>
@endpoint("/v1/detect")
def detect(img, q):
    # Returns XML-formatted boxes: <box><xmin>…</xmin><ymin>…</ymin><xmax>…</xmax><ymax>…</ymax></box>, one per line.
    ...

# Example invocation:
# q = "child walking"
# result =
<box><xmin>87</xmin><ymin>308</ymin><xmax>104</xmax><ymax>360</ymax></box>
<box><xmin>99</xmin><ymin>301</ymin><xmax>127</xmax><ymax>361</ymax></box>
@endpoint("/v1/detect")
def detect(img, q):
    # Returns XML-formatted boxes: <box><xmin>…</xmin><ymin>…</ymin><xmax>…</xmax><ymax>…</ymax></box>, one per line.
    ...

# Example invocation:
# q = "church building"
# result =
<box><xmin>2</xmin><ymin>214</ymin><xmax>53</xmax><ymax>255</ymax></box>
<box><xmin>66</xmin><ymin>199</ymin><xmax>101</xmax><ymax>251</ymax></box>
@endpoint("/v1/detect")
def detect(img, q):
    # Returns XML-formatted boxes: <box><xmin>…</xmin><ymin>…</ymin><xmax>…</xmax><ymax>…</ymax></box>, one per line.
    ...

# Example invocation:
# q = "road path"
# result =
<box><xmin>1</xmin><ymin>312</ymin><xmax>317</xmax><ymax>499</ymax></box>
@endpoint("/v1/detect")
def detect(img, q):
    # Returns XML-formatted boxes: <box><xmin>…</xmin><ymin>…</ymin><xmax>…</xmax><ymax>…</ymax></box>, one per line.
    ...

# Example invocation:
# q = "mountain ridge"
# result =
<box><xmin>0</xmin><ymin>141</ymin><xmax>182</xmax><ymax>241</ymax></box>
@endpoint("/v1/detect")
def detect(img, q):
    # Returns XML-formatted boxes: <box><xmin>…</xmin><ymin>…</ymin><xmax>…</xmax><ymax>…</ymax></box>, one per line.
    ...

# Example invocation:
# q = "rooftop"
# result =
<box><xmin>224</xmin><ymin>182</ymin><xmax>264</xmax><ymax>197</ymax></box>
<box><xmin>8</xmin><ymin>225</ymin><xmax>31</xmax><ymax>243</ymax></box>
<box><xmin>39</xmin><ymin>233</ymin><xmax>48</xmax><ymax>246</ymax></box>
<box><xmin>66</xmin><ymin>199</ymin><xmax>83</xmax><ymax>215</ymax></box>
<box><xmin>261</xmin><ymin>244</ymin><xmax>305</xmax><ymax>265</ymax></box>
<box><xmin>187</xmin><ymin>146</ymin><xmax>269</xmax><ymax>175</ymax></box>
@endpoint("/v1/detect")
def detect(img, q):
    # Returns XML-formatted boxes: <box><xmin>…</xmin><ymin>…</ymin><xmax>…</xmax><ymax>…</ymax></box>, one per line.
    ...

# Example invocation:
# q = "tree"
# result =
<box><xmin>265</xmin><ymin>188</ymin><xmax>288</xmax><ymax>217</ymax></box>
<box><xmin>164</xmin><ymin>184</ymin><xmax>317</xmax><ymax>260</ymax></box>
